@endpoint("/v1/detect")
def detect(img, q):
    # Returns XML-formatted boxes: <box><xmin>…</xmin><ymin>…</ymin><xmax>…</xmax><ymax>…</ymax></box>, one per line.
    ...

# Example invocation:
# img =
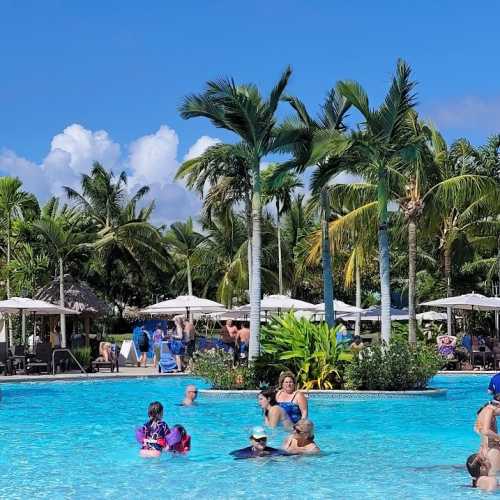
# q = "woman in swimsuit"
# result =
<box><xmin>282</xmin><ymin>418</ymin><xmax>320</xmax><ymax>455</ymax></box>
<box><xmin>275</xmin><ymin>371</ymin><xmax>308</xmax><ymax>424</ymax></box>
<box><xmin>258</xmin><ymin>389</ymin><xmax>292</xmax><ymax>429</ymax></box>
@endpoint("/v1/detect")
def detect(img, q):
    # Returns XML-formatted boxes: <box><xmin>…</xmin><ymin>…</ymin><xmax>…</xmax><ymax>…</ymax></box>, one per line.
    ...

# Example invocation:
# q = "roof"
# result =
<box><xmin>35</xmin><ymin>275</ymin><xmax>109</xmax><ymax>316</ymax></box>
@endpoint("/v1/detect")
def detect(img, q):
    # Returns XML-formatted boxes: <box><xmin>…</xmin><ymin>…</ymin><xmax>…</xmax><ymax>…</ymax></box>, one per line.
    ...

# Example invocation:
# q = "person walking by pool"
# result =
<box><xmin>230</xmin><ymin>426</ymin><xmax>287</xmax><ymax>459</ymax></box>
<box><xmin>183</xmin><ymin>319</ymin><xmax>196</xmax><ymax>362</ymax></box>
<box><xmin>139</xmin><ymin>401</ymin><xmax>170</xmax><ymax>458</ymax></box>
<box><xmin>276</xmin><ymin>371</ymin><xmax>308</xmax><ymax>424</ymax></box>
<box><xmin>282</xmin><ymin>419</ymin><xmax>320</xmax><ymax>455</ymax></box>
<box><xmin>138</xmin><ymin>327</ymin><xmax>150</xmax><ymax>368</ymax></box>
<box><xmin>236</xmin><ymin>322</ymin><xmax>250</xmax><ymax>362</ymax></box>
<box><xmin>152</xmin><ymin>324</ymin><xmax>164</xmax><ymax>369</ymax></box>
<box><xmin>220</xmin><ymin>319</ymin><xmax>238</xmax><ymax>353</ymax></box>
<box><xmin>181</xmin><ymin>385</ymin><xmax>198</xmax><ymax>406</ymax></box>
<box><xmin>466</xmin><ymin>453</ymin><xmax>499</xmax><ymax>492</ymax></box>
<box><xmin>258</xmin><ymin>389</ymin><xmax>292</xmax><ymax>429</ymax></box>
<box><xmin>50</xmin><ymin>326</ymin><xmax>62</xmax><ymax>349</ymax></box>
<box><xmin>172</xmin><ymin>315</ymin><xmax>185</xmax><ymax>372</ymax></box>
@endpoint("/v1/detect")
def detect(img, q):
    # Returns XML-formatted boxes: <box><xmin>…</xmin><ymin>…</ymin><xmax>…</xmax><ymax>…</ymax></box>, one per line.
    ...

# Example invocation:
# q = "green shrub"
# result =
<box><xmin>260</xmin><ymin>312</ymin><xmax>352</xmax><ymax>390</ymax></box>
<box><xmin>345</xmin><ymin>339</ymin><xmax>442</xmax><ymax>391</ymax></box>
<box><xmin>192</xmin><ymin>349</ymin><xmax>256</xmax><ymax>389</ymax></box>
<box><xmin>72</xmin><ymin>346</ymin><xmax>92</xmax><ymax>368</ymax></box>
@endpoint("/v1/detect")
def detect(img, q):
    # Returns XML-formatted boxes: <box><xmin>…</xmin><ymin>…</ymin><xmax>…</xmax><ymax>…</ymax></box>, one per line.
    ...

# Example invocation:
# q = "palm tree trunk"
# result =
<box><xmin>59</xmin><ymin>257</ymin><xmax>67</xmax><ymax>349</ymax></box>
<box><xmin>6</xmin><ymin>213</ymin><xmax>13</xmax><ymax>346</ymax></box>
<box><xmin>320</xmin><ymin>187</ymin><xmax>335</xmax><ymax>327</ymax></box>
<box><xmin>444</xmin><ymin>246</ymin><xmax>453</xmax><ymax>336</ymax></box>
<box><xmin>245</xmin><ymin>194</ymin><xmax>252</xmax><ymax>295</ymax></box>
<box><xmin>408</xmin><ymin>219</ymin><xmax>417</xmax><ymax>343</ymax></box>
<box><xmin>277</xmin><ymin>200</ymin><xmax>283</xmax><ymax>295</ymax></box>
<box><xmin>249</xmin><ymin>161</ymin><xmax>262</xmax><ymax>361</ymax></box>
<box><xmin>355</xmin><ymin>259</ymin><xmax>361</xmax><ymax>337</ymax></box>
<box><xmin>378</xmin><ymin>170</ymin><xmax>391</xmax><ymax>343</ymax></box>
<box><xmin>186</xmin><ymin>258</ymin><xmax>193</xmax><ymax>296</ymax></box>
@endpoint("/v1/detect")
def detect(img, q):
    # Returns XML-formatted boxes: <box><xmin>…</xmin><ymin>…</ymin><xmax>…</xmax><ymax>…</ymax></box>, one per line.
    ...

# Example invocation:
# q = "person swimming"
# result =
<box><xmin>282</xmin><ymin>418</ymin><xmax>320</xmax><ymax>455</ymax></box>
<box><xmin>275</xmin><ymin>371</ymin><xmax>308</xmax><ymax>424</ymax></box>
<box><xmin>230</xmin><ymin>426</ymin><xmax>288</xmax><ymax>460</ymax></box>
<box><xmin>139</xmin><ymin>401</ymin><xmax>170</xmax><ymax>458</ymax></box>
<box><xmin>466</xmin><ymin>453</ymin><xmax>498</xmax><ymax>491</ymax></box>
<box><xmin>181</xmin><ymin>385</ymin><xmax>198</xmax><ymax>406</ymax></box>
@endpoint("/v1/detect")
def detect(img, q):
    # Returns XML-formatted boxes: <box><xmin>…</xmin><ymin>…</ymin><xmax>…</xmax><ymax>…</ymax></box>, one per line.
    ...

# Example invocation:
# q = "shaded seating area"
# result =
<box><xmin>91</xmin><ymin>342</ymin><xmax>119</xmax><ymax>372</ymax></box>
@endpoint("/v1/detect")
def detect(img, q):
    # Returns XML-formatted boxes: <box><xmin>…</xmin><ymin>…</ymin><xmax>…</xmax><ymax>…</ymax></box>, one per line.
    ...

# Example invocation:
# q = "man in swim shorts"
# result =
<box><xmin>230</xmin><ymin>426</ymin><xmax>288</xmax><ymax>459</ymax></box>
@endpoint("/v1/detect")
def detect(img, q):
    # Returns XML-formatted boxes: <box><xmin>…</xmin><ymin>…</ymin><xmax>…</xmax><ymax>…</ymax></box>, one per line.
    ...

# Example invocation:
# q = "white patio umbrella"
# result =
<box><xmin>0</xmin><ymin>297</ymin><xmax>79</xmax><ymax>345</ymax></box>
<box><xmin>416</xmin><ymin>311</ymin><xmax>447</xmax><ymax>322</ymax></box>
<box><xmin>143</xmin><ymin>295</ymin><xmax>226</xmax><ymax>317</ymax></box>
<box><xmin>314</xmin><ymin>300</ymin><xmax>365</xmax><ymax>314</ymax></box>
<box><xmin>339</xmin><ymin>305</ymin><xmax>409</xmax><ymax>322</ymax></box>
<box><xmin>420</xmin><ymin>292</ymin><xmax>500</xmax><ymax>336</ymax></box>
<box><xmin>236</xmin><ymin>294</ymin><xmax>317</xmax><ymax>313</ymax></box>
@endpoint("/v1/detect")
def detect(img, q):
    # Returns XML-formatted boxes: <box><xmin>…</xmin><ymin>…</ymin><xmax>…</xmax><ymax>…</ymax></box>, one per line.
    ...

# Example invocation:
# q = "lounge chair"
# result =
<box><xmin>437</xmin><ymin>335</ymin><xmax>458</xmax><ymax>370</ymax></box>
<box><xmin>158</xmin><ymin>341</ymin><xmax>177</xmax><ymax>373</ymax></box>
<box><xmin>25</xmin><ymin>342</ymin><xmax>51</xmax><ymax>374</ymax></box>
<box><xmin>91</xmin><ymin>342</ymin><xmax>118</xmax><ymax>372</ymax></box>
<box><xmin>0</xmin><ymin>342</ymin><xmax>13</xmax><ymax>375</ymax></box>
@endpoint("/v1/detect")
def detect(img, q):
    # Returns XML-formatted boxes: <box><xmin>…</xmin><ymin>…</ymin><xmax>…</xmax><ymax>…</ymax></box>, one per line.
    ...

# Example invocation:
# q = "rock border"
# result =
<box><xmin>199</xmin><ymin>387</ymin><xmax>447</xmax><ymax>398</ymax></box>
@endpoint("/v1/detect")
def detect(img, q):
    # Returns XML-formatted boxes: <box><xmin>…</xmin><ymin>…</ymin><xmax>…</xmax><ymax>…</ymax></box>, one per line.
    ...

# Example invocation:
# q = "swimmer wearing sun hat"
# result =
<box><xmin>230</xmin><ymin>426</ymin><xmax>289</xmax><ymax>459</ymax></box>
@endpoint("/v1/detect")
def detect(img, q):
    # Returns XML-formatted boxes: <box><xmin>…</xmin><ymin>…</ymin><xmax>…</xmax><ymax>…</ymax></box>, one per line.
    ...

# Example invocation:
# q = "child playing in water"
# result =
<box><xmin>139</xmin><ymin>401</ymin><xmax>170</xmax><ymax>458</ymax></box>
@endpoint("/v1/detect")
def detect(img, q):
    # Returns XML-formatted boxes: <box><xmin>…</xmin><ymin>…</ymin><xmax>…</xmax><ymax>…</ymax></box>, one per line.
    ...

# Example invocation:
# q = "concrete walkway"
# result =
<box><xmin>0</xmin><ymin>366</ymin><xmax>191</xmax><ymax>383</ymax></box>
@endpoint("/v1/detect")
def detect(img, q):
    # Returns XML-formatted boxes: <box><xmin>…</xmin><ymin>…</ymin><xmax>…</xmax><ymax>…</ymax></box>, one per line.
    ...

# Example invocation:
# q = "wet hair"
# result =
<box><xmin>278</xmin><ymin>371</ymin><xmax>296</xmax><ymax>389</ymax></box>
<box><xmin>148</xmin><ymin>401</ymin><xmax>164</xmax><ymax>421</ymax></box>
<box><xmin>260</xmin><ymin>389</ymin><xmax>278</xmax><ymax>406</ymax></box>
<box><xmin>466</xmin><ymin>453</ymin><xmax>489</xmax><ymax>487</ymax></box>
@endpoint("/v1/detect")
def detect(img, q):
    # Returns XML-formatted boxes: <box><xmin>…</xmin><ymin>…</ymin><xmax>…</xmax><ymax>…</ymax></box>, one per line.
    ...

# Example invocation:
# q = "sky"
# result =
<box><xmin>1</xmin><ymin>0</ymin><xmax>500</xmax><ymax>224</ymax></box>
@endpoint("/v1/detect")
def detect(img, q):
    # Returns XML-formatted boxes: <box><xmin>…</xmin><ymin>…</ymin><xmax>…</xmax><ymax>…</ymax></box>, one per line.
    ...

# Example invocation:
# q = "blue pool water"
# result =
<box><xmin>0</xmin><ymin>375</ymin><xmax>495</xmax><ymax>499</ymax></box>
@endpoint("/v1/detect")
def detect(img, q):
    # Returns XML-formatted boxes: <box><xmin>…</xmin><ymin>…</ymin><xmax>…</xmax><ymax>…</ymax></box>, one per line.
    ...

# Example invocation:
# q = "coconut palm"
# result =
<box><xmin>163</xmin><ymin>217</ymin><xmax>207</xmax><ymax>295</ymax></box>
<box><xmin>277</xmin><ymin>85</ymin><xmax>351</xmax><ymax>326</ymax></box>
<box><xmin>33</xmin><ymin>198</ymin><xmax>91</xmax><ymax>347</ymax></box>
<box><xmin>179</xmin><ymin>67</ymin><xmax>299</xmax><ymax>359</ymax></box>
<box><xmin>0</xmin><ymin>177</ymin><xmax>39</xmax><ymax>344</ymax></box>
<box><xmin>262</xmin><ymin>165</ymin><xmax>303</xmax><ymax>294</ymax></box>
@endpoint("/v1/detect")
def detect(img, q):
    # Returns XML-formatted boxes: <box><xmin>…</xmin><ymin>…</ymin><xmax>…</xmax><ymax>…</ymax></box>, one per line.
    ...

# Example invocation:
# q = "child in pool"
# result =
<box><xmin>140</xmin><ymin>401</ymin><xmax>170</xmax><ymax>458</ymax></box>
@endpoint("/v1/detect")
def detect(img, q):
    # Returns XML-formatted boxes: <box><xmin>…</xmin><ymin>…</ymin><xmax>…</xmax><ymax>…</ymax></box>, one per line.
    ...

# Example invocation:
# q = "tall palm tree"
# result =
<box><xmin>277</xmin><ymin>85</ymin><xmax>351</xmax><ymax>326</ymax></box>
<box><xmin>33</xmin><ymin>198</ymin><xmax>91</xmax><ymax>348</ymax></box>
<box><xmin>262</xmin><ymin>165</ymin><xmax>303</xmax><ymax>294</ymax></box>
<box><xmin>179</xmin><ymin>67</ymin><xmax>299</xmax><ymax>359</ymax></box>
<box><xmin>336</xmin><ymin>59</ymin><xmax>420</xmax><ymax>342</ymax></box>
<box><xmin>0</xmin><ymin>177</ymin><xmax>39</xmax><ymax>344</ymax></box>
<box><xmin>163</xmin><ymin>218</ymin><xmax>207</xmax><ymax>295</ymax></box>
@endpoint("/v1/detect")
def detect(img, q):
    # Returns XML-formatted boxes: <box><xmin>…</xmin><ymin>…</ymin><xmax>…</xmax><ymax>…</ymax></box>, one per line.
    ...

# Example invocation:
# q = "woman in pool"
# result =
<box><xmin>466</xmin><ymin>453</ymin><xmax>498</xmax><ymax>491</ymax></box>
<box><xmin>258</xmin><ymin>389</ymin><xmax>292</xmax><ymax>429</ymax></box>
<box><xmin>275</xmin><ymin>371</ymin><xmax>308</xmax><ymax>424</ymax></box>
<box><xmin>282</xmin><ymin>418</ymin><xmax>320</xmax><ymax>455</ymax></box>
<box><xmin>139</xmin><ymin>401</ymin><xmax>170</xmax><ymax>458</ymax></box>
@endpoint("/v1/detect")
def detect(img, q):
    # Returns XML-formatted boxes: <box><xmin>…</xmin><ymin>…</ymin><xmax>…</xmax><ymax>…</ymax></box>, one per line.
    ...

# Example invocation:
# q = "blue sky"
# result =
<box><xmin>1</xmin><ymin>1</ymin><xmax>499</xmax><ymax>222</ymax></box>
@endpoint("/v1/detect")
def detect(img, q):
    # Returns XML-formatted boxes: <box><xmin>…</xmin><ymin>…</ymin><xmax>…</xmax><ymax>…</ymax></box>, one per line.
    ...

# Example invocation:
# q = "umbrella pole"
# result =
<box><xmin>21</xmin><ymin>311</ymin><xmax>26</xmax><ymax>345</ymax></box>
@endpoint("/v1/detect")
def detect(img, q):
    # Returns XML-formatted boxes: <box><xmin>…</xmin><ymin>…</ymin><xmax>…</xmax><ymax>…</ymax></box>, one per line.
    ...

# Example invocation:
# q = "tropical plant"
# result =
<box><xmin>260</xmin><ymin>312</ymin><xmax>352</xmax><ymax>389</ymax></box>
<box><xmin>345</xmin><ymin>338</ymin><xmax>442</xmax><ymax>390</ymax></box>
<box><xmin>180</xmin><ymin>67</ymin><xmax>301</xmax><ymax>359</ymax></box>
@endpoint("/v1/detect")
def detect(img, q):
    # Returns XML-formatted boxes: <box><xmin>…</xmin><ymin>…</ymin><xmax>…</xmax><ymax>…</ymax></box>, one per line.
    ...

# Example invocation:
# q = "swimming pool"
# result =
<box><xmin>0</xmin><ymin>375</ymin><xmax>492</xmax><ymax>499</ymax></box>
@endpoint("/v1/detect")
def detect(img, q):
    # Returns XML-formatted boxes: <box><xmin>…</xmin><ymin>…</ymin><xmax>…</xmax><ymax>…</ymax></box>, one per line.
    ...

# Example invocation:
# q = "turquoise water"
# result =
<box><xmin>0</xmin><ymin>375</ymin><xmax>494</xmax><ymax>499</ymax></box>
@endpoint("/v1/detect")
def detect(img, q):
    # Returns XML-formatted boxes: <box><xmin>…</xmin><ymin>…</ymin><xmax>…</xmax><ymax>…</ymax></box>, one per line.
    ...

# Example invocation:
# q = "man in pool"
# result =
<box><xmin>230</xmin><ymin>426</ymin><xmax>288</xmax><ymax>459</ymax></box>
<box><xmin>181</xmin><ymin>385</ymin><xmax>198</xmax><ymax>406</ymax></box>
<box><xmin>475</xmin><ymin>399</ymin><xmax>500</xmax><ymax>471</ymax></box>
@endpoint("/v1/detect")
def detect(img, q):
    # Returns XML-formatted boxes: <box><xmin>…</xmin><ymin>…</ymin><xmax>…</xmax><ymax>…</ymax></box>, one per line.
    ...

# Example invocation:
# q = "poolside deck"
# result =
<box><xmin>0</xmin><ymin>366</ymin><xmax>190</xmax><ymax>383</ymax></box>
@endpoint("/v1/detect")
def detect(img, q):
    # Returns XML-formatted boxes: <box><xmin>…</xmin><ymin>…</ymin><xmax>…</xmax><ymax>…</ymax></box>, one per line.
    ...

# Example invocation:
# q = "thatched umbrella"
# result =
<box><xmin>35</xmin><ymin>274</ymin><xmax>109</xmax><ymax>345</ymax></box>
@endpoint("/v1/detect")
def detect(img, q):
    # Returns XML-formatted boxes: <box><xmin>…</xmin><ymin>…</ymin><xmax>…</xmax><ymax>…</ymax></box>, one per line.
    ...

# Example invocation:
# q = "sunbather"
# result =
<box><xmin>437</xmin><ymin>334</ymin><xmax>457</xmax><ymax>359</ymax></box>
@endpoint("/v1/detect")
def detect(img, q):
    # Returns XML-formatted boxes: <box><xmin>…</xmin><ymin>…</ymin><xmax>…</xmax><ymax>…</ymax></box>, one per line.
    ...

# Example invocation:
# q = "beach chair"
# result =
<box><xmin>25</xmin><ymin>342</ymin><xmax>51</xmax><ymax>374</ymax></box>
<box><xmin>92</xmin><ymin>342</ymin><xmax>117</xmax><ymax>372</ymax></box>
<box><xmin>158</xmin><ymin>341</ymin><xmax>177</xmax><ymax>373</ymax></box>
<box><xmin>437</xmin><ymin>335</ymin><xmax>458</xmax><ymax>370</ymax></box>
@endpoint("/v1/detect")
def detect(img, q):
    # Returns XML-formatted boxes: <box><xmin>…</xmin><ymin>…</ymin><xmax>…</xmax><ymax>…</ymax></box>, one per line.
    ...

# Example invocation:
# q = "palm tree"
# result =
<box><xmin>164</xmin><ymin>217</ymin><xmax>207</xmax><ymax>295</ymax></box>
<box><xmin>33</xmin><ymin>198</ymin><xmax>91</xmax><ymax>348</ymax></box>
<box><xmin>278</xmin><ymin>85</ymin><xmax>351</xmax><ymax>326</ymax></box>
<box><xmin>336</xmin><ymin>59</ymin><xmax>420</xmax><ymax>342</ymax></box>
<box><xmin>180</xmin><ymin>67</ymin><xmax>299</xmax><ymax>359</ymax></box>
<box><xmin>0</xmin><ymin>177</ymin><xmax>39</xmax><ymax>344</ymax></box>
<box><xmin>176</xmin><ymin>143</ymin><xmax>254</xmax><ymax>290</ymax></box>
<box><xmin>262</xmin><ymin>165</ymin><xmax>303</xmax><ymax>294</ymax></box>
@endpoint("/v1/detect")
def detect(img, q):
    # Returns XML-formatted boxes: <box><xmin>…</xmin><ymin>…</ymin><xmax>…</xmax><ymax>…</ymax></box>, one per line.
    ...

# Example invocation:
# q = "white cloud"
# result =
<box><xmin>0</xmin><ymin>123</ymin><xmax>217</xmax><ymax>224</ymax></box>
<box><xmin>424</xmin><ymin>95</ymin><xmax>500</xmax><ymax>132</ymax></box>
<box><xmin>183</xmin><ymin>135</ymin><xmax>220</xmax><ymax>161</ymax></box>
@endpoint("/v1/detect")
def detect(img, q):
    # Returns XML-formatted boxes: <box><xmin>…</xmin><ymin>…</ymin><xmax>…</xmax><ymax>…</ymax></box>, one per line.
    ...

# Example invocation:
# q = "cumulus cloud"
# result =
<box><xmin>0</xmin><ymin>123</ymin><xmax>217</xmax><ymax>224</ymax></box>
<box><xmin>424</xmin><ymin>95</ymin><xmax>500</xmax><ymax>133</ymax></box>
<box><xmin>183</xmin><ymin>135</ymin><xmax>220</xmax><ymax>161</ymax></box>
